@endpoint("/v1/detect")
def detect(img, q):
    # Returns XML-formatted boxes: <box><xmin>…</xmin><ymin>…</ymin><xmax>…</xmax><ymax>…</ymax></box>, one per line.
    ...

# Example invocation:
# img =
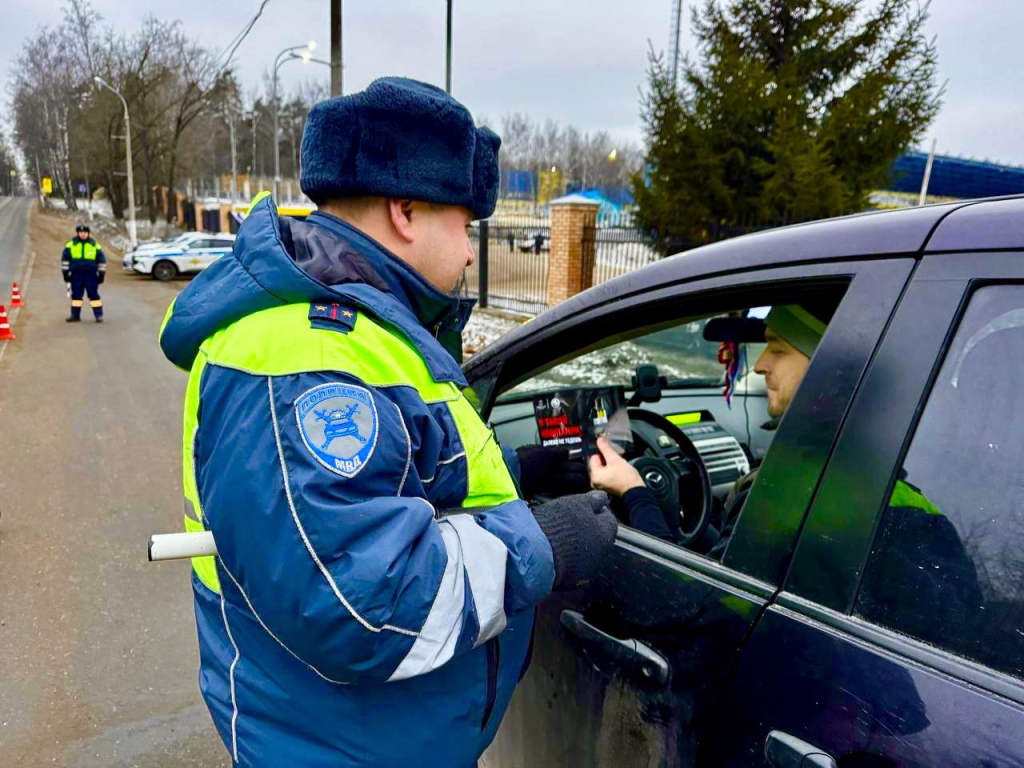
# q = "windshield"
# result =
<box><xmin>505</xmin><ymin>317</ymin><xmax>766</xmax><ymax>397</ymax></box>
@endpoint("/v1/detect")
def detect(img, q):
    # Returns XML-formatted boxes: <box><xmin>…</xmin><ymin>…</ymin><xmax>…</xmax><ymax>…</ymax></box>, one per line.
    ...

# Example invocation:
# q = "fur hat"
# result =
<box><xmin>300</xmin><ymin>77</ymin><xmax>501</xmax><ymax>220</ymax></box>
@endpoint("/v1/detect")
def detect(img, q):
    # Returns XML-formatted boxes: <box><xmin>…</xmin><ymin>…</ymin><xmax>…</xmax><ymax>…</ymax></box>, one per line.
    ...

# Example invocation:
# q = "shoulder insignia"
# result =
<box><xmin>309</xmin><ymin>302</ymin><xmax>357</xmax><ymax>334</ymax></box>
<box><xmin>295</xmin><ymin>382</ymin><xmax>378</xmax><ymax>478</ymax></box>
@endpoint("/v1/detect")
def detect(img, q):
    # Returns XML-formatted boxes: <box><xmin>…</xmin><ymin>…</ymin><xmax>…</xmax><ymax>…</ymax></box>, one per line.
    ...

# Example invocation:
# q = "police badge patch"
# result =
<box><xmin>295</xmin><ymin>383</ymin><xmax>378</xmax><ymax>478</ymax></box>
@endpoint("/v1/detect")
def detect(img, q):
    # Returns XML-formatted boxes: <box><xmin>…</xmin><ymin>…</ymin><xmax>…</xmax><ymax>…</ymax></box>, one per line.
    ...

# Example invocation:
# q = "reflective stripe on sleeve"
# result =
<box><xmin>387</xmin><ymin>514</ymin><xmax>508</xmax><ymax>681</ymax></box>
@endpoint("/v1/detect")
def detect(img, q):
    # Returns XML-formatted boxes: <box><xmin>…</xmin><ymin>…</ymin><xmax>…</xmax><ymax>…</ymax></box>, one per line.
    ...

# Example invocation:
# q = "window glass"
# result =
<box><xmin>504</xmin><ymin>318</ymin><xmax>754</xmax><ymax>397</ymax></box>
<box><xmin>855</xmin><ymin>285</ymin><xmax>1024</xmax><ymax>678</ymax></box>
<box><xmin>489</xmin><ymin>287</ymin><xmax>846</xmax><ymax>566</ymax></box>
<box><xmin>188</xmin><ymin>240</ymin><xmax>212</xmax><ymax>249</ymax></box>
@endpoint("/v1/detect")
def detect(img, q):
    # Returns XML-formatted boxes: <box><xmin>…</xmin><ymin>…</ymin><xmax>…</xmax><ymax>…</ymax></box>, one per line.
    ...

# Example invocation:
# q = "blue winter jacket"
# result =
<box><xmin>158</xmin><ymin>197</ymin><xmax>555</xmax><ymax>766</ymax></box>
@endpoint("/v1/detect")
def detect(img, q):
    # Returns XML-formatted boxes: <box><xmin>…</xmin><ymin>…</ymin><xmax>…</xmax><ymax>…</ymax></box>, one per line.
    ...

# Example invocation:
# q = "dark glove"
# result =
<box><xmin>97</xmin><ymin>272</ymin><xmax>105</xmax><ymax>284</ymax></box>
<box><xmin>531</xmin><ymin>490</ymin><xmax>618</xmax><ymax>591</ymax></box>
<box><xmin>62</xmin><ymin>270</ymin><xmax>71</xmax><ymax>283</ymax></box>
<box><xmin>515</xmin><ymin>445</ymin><xmax>591</xmax><ymax>499</ymax></box>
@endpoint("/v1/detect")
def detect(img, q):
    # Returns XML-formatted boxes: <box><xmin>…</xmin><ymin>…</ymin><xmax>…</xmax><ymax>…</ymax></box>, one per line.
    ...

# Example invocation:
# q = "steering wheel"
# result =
<box><xmin>626</xmin><ymin>408</ymin><xmax>713</xmax><ymax>550</ymax></box>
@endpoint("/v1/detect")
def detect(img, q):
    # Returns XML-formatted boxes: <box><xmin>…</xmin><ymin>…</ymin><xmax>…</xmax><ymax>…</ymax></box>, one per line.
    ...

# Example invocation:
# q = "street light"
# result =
<box><xmin>94</xmin><ymin>76</ymin><xmax>137</xmax><ymax>248</ymax></box>
<box><xmin>608</xmin><ymin>149</ymin><xmax>618</xmax><ymax>162</ymax></box>
<box><xmin>272</xmin><ymin>42</ymin><xmax>318</xmax><ymax>201</ymax></box>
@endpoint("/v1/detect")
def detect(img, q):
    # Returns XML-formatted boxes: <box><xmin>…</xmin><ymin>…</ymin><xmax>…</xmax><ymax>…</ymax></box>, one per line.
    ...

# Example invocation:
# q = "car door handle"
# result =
<box><xmin>765</xmin><ymin>731</ymin><xmax>837</xmax><ymax>768</ymax></box>
<box><xmin>559</xmin><ymin>610</ymin><xmax>670</xmax><ymax>688</ymax></box>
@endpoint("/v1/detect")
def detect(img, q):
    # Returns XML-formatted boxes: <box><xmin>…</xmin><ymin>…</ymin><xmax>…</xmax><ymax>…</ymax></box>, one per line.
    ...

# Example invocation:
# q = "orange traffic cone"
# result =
<box><xmin>0</xmin><ymin>305</ymin><xmax>15</xmax><ymax>341</ymax></box>
<box><xmin>10</xmin><ymin>283</ymin><xmax>24</xmax><ymax>308</ymax></box>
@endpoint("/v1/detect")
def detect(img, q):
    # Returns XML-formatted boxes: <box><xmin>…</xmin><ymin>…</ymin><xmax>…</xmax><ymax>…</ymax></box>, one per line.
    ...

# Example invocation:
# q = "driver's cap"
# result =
<box><xmin>764</xmin><ymin>305</ymin><xmax>827</xmax><ymax>359</ymax></box>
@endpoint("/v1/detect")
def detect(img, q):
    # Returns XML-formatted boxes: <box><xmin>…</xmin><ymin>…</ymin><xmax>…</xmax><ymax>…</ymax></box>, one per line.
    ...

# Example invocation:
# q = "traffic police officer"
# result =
<box><xmin>61</xmin><ymin>224</ymin><xmax>106</xmax><ymax>322</ymax></box>
<box><xmin>159</xmin><ymin>78</ymin><xmax>618</xmax><ymax>767</ymax></box>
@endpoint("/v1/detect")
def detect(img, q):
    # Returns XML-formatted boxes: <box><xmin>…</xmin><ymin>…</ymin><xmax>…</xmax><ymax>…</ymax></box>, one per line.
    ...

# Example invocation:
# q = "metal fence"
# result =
<box><xmin>461</xmin><ymin>211</ymin><xmax>661</xmax><ymax>316</ymax></box>
<box><xmin>464</xmin><ymin>215</ymin><xmax>551</xmax><ymax>315</ymax></box>
<box><xmin>587</xmin><ymin>213</ymin><xmax>659</xmax><ymax>286</ymax></box>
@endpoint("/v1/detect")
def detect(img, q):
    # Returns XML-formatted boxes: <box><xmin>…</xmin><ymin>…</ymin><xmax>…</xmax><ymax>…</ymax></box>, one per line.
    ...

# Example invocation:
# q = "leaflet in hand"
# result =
<box><xmin>532</xmin><ymin>387</ymin><xmax>632</xmax><ymax>457</ymax></box>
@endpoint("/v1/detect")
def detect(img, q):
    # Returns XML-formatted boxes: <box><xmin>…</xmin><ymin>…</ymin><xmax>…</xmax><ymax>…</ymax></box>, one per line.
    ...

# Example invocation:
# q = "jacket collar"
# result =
<box><xmin>158</xmin><ymin>196</ymin><xmax>471</xmax><ymax>385</ymax></box>
<box><xmin>281</xmin><ymin>209</ymin><xmax>474</xmax><ymax>384</ymax></box>
<box><xmin>303</xmin><ymin>211</ymin><xmax>474</xmax><ymax>336</ymax></box>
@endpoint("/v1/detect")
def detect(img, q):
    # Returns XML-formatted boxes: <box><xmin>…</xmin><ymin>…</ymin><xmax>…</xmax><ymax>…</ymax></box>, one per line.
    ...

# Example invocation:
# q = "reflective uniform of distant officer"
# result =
<box><xmin>62</xmin><ymin>224</ymin><xmax>106</xmax><ymax>322</ymax></box>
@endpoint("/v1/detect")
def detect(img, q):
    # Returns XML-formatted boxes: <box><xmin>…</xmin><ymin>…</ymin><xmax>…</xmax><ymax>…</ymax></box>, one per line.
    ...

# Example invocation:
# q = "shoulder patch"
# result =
<box><xmin>295</xmin><ymin>382</ymin><xmax>378</xmax><ymax>478</ymax></box>
<box><xmin>309</xmin><ymin>302</ymin><xmax>356</xmax><ymax>334</ymax></box>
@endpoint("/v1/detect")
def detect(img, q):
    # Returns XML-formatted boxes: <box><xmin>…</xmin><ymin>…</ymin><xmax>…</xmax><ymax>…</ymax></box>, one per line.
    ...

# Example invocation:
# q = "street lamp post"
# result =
<box><xmin>94</xmin><ymin>76</ymin><xmax>137</xmax><ymax>248</ymax></box>
<box><xmin>272</xmin><ymin>41</ymin><xmax>317</xmax><ymax>202</ymax></box>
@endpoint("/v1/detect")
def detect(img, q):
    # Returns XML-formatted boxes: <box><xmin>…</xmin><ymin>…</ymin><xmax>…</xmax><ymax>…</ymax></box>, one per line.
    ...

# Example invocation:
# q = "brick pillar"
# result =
<box><xmin>219</xmin><ymin>203</ymin><xmax>232</xmax><ymax>234</ymax></box>
<box><xmin>194</xmin><ymin>202</ymin><xmax>205</xmax><ymax>232</ymax></box>
<box><xmin>176</xmin><ymin>193</ymin><xmax>186</xmax><ymax>226</ymax></box>
<box><xmin>546</xmin><ymin>195</ymin><xmax>600</xmax><ymax>307</ymax></box>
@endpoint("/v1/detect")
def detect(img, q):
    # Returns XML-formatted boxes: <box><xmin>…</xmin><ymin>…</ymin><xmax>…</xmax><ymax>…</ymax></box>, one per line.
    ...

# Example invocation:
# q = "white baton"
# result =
<box><xmin>148</xmin><ymin>531</ymin><xmax>218</xmax><ymax>561</ymax></box>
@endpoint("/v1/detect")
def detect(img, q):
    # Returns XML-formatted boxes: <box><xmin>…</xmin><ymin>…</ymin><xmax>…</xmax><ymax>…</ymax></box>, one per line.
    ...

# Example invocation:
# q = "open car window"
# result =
<box><xmin>502</xmin><ymin>316</ymin><xmax>766</xmax><ymax>399</ymax></box>
<box><xmin>487</xmin><ymin>281</ymin><xmax>852</xmax><ymax>574</ymax></box>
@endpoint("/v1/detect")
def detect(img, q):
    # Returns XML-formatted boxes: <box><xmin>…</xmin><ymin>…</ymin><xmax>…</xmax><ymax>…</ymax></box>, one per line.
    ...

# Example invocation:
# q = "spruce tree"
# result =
<box><xmin>635</xmin><ymin>0</ymin><xmax>941</xmax><ymax>252</ymax></box>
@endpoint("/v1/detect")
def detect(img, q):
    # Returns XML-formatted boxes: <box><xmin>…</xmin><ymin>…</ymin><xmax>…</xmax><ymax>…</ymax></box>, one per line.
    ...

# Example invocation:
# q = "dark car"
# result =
<box><xmin>466</xmin><ymin>197</ymin><xmax>1024</xmax><ymax>767</ymax></box>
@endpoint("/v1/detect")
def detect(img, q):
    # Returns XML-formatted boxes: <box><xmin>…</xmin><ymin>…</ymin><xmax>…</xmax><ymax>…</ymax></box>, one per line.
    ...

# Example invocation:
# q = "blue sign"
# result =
<box><xmin>295</xmin><ymin>383</ymin><xmax>378</xmax><ymax>478</ymax></box>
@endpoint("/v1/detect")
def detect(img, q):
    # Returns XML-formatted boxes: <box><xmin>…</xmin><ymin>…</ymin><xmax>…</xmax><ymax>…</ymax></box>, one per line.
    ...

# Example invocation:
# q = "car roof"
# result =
<box><xmin>467</xmin><ymin>195</ymin><xmax>1024</xmax><ymax>370</ymax></box>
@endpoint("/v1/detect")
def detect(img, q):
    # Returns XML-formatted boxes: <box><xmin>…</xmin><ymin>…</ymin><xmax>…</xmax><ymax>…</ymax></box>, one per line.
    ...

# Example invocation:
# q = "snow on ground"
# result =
<box><xmin>462</xmin><ymin>308</ymin><xmax>527</xmax><ymax>359</ymax></box>
<box><xmin>506</xmin><ymin>341</ymin><xmax>723</xmax><ymax>395</ymax></box>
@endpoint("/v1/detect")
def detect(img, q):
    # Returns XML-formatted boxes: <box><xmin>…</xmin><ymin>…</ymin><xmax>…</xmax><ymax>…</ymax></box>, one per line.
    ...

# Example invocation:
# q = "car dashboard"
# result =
<box><xmin>488</xmin><ymin>387</ymin><xmax>774</xmax><ymax>499</ymax></box>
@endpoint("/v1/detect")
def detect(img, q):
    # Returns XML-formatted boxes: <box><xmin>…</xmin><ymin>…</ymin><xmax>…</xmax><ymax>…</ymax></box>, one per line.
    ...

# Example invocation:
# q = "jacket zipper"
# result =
<box><xmin>481</xmin><ymin>637</ymin><xmax>500</xmax><ymax>730</ymax></box>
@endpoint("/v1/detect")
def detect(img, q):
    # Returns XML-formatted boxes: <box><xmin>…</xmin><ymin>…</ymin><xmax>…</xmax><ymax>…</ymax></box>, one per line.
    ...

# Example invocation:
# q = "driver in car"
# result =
<box><xmin>585</xmin><ymin>300</ymin><xmax>980</xmax><ymax>643</ymax></box>
<box><xmin>565</xmin><ymin>303</ymin><xmax>837</xmax><ymax>543</ymax></box>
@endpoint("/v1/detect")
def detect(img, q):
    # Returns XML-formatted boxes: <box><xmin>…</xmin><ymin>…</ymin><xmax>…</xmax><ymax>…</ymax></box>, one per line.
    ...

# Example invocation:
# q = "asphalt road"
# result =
<box><xmin>0</xmin><ymin>197</ymin><xmax>31</xmax><ymax>296</ymax></box>
<box><xmin>0</xmin><ymin>206</ymin><xmax>231</xmax><ymax>766</ymax></box>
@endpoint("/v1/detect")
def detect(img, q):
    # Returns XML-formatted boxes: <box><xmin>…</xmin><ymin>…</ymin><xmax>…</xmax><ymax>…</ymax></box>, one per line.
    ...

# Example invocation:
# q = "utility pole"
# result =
<box><xmin>94</xmin><ymin>76</ymin><xmax>137</xmax><ymax>248</ymax></box>
<box><xmin>331</xmin><ymin>0</ymin><xmax>343</xmax><ymax>97</ymax></box>
<box><xmin>272</xmin><ymin>43</ymin><xmax>320</xmax><ymax>200</ymax></box>
<box><xmin>225</xmin><ymin>109</ymin><xmax>239</xmax><ymax>204</ymax></box>
<box><xmin>83</xmin><ymin>151</ymin><xmax>93</xmax><ymax>221</ymax></box>
<box><xmin>918</xmin><ymin>138</ymin><xmax>937</xmax><ymax>206</ymax></box>
<box><xmin>34</xmin><ymin>154</ymin><xmax>44</xmax><ymax>206</ymax></box>
<box><xmin>445</xmin><ymin>0</ymin><xmax>453</xmax><ymax>94</ymax></box>
<box><xmin>670</xmin><ymin>0</ymin><xmax>683</xmax><ymax>87</ymax></box>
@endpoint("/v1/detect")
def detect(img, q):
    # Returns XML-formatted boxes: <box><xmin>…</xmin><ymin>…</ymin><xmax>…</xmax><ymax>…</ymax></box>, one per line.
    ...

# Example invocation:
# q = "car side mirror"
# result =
<box><xmin>629</xmin><ymin>364</ymin><xmax>667</xmax><ymax>406</ymax></box>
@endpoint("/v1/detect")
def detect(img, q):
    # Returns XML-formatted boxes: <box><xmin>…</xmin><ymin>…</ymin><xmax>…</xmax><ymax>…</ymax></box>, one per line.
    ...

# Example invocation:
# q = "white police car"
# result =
<box><xmin>121</xmin><ymin>231</ymin><xmax>214</xmax><ymax>272</ymax></box>
<box><xmin>130</xmin><ymin>234</ymin><xmax>236</xmax><ymax>281</ymax></box>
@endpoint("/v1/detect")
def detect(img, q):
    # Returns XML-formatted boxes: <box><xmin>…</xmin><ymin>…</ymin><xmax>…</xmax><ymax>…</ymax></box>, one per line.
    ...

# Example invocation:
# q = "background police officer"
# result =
<box><xmin>61</xmin><ymin>224</ymin><xmax>106</xmax><ymax>322</ymax></box>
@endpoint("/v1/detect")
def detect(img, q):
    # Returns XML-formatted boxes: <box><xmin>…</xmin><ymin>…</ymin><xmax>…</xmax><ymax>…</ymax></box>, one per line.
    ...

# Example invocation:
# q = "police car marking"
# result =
<box><xmin>295</xmin><ymin>382</ymin><xmax>378</xmax><ymax>478</ymax></box>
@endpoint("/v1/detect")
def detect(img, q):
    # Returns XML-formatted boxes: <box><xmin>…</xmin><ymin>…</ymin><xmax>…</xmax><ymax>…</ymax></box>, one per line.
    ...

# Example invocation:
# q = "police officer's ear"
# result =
<box><xmin>388</xmin><ymin>199</ymin><xmax>418</xmax><ymax>244</ymax></box>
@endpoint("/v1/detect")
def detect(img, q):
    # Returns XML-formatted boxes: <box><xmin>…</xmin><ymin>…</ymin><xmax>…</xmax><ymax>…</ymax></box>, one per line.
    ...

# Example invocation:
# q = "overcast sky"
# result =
<box><xmin>3</xmin><ymin>0</ymin><xmax>1022</xmax><ymax>165</ymax></box>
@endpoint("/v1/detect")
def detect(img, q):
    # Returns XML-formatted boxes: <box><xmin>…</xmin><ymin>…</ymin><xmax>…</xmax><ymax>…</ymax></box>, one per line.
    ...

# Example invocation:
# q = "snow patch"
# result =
<box><xmin>462</xmin><ymin>309</ymin><xmax>526</xmax><ymax>359</ymax></box>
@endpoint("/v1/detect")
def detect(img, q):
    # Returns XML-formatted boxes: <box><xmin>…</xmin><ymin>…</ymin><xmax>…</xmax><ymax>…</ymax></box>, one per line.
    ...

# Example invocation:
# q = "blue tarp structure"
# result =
<box><xmin>889</xmin><ymin>153</ymin><xmax>1024</xmax><ymax>199</ymax></box>
<box><xmin>568</xmin><ymin>189</ymin><xmax>624</xmax><ymax>219</ymax></box>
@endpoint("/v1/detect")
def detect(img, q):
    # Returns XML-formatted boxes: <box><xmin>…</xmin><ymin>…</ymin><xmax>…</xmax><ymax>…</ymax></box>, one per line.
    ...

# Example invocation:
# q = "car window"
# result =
<box><xmin>854</xmin><ymin>285</ymin><xmax>1024</xmax><ymax>679</ymax></box>
<box><xmin>504</xmin><ymin>318</ymin><xmax>765</xmax><ymax>396</ymax></box>
<box><xmin>491</xmin><ymin>284</ymin><xmax>848</xmax><ymax>570</ymax></box>
<box><xmin>211</xmin><ymin>239</ymin><xmax>234</xmax><ymax>248</ymax></box>
<box><xmin>189</xmin><ymin>239</ymin><xmax>213</xmax><ymax>249</ymax></box>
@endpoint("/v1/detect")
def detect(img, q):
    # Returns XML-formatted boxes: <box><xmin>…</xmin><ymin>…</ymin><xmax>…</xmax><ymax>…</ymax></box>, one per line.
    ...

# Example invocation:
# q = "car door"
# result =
<box><xmin>179</xmin><ymin>238</ymin><xmax>212</xmax><ymax>273</ymax></box>
<box><xmin>702</xmin><ymin>251</ymin><xmax>1024</xmax><ymax>767</ymax></box>
<box><xmin>479</xmin><ymin>258</ymin><xmax>914</xmax><ymax>767</ymax></box>
<box><xmin>205</xmin><ymin>238</ymin><xmax>234</xmax><ymax>269</ymax></box>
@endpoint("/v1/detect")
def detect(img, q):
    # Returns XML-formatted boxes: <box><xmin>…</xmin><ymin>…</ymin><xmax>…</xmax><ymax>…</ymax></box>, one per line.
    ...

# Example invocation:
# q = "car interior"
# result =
<box><xmin>484</xmin><ymin>285</ymin><xmax>848</xmax><ymax>558</ymax></box>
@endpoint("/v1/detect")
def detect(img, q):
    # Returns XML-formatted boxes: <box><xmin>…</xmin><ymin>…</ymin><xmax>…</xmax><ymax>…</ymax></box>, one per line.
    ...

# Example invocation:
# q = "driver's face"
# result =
<box><xmin>754</xmin><ymin>329</ymin><xmax>810</xmax><ymax>417</ymax></box>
